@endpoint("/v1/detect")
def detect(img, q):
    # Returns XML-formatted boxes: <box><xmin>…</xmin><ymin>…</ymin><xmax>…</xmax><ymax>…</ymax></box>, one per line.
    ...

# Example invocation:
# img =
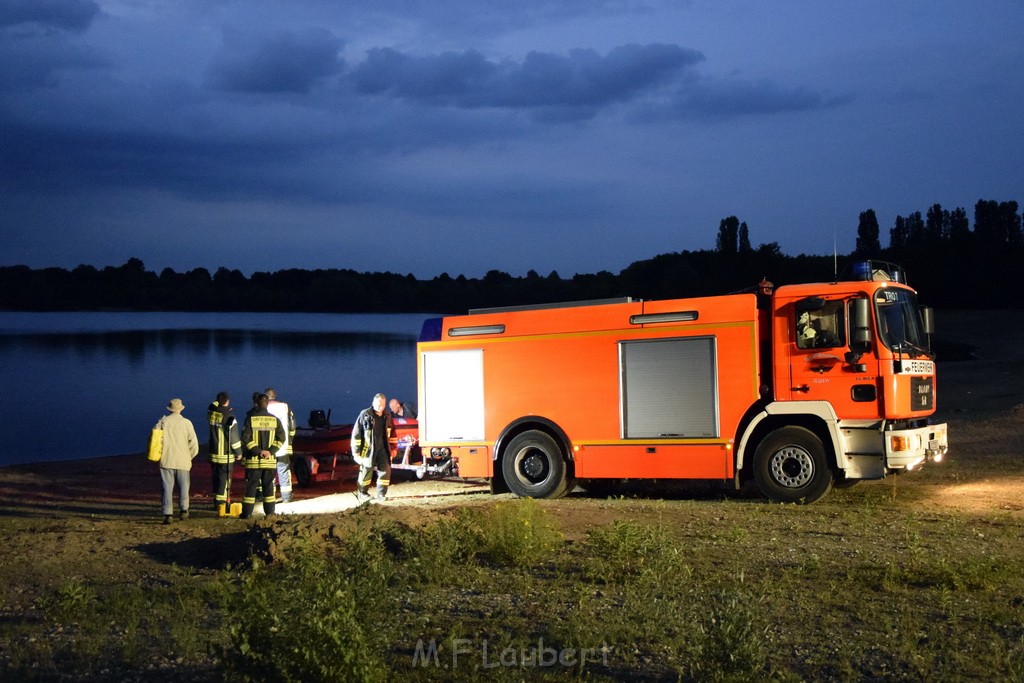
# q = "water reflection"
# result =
<box><xmin>0</xmin><ymin>315</ymin><xmax>425</xmax><ymax>466</ymax></box>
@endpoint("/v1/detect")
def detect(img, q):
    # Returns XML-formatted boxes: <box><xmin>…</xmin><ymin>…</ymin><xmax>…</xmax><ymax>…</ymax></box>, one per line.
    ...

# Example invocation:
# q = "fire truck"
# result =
<box><xmin>415</xmin><ymin>261</ymin><xmax>948</xmax><ymax>503</ymax></box>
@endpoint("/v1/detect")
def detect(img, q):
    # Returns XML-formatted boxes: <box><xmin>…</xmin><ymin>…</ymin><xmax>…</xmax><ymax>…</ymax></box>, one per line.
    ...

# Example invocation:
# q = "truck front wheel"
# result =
<box><xmin>752</xmin><ymin>427</ymin><xmax>833</xmax><ymax>504</ymax></box>
<box><xmin>501</xmin><ymin>431</ymin><xmax>570</xmax><ymax>499</ymax></box>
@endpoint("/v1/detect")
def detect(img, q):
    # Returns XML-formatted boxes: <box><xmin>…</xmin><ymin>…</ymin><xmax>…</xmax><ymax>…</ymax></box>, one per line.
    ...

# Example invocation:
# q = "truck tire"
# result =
<box><xmin>501</xmin><ymin>431</ymin><xmax>570</xmax><ymax>499</ymax></box>
<box><xmin>752</xmin><ymin>427</ymin><xmax>833</xmax><ymax>504</ymax></box>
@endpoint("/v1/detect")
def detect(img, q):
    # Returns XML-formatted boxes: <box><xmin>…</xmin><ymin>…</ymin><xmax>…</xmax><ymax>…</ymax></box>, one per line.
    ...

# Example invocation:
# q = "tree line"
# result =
<box><xmin>2</xmin><ymin>198</ymin><xmax>1020</xmax><ymax>313</ymax></box>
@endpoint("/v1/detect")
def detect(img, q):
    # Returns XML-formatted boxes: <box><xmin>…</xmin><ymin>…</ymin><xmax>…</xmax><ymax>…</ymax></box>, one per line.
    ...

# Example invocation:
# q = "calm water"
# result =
<box><xmin>0</xmin><ymin>312</ymin><xmax>433</xmax><ymax>466</ymax></box>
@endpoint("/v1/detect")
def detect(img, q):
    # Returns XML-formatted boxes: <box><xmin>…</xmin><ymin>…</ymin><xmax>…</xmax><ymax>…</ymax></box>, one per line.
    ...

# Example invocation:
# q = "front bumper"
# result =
<box><xmin>885</xmin><ymin>422</ymin><xmax>948</xmax><ymax>471</ymax></box>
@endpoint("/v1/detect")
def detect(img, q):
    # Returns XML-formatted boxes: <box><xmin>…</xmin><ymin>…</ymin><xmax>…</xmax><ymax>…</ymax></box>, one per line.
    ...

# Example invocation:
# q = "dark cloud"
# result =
<box><xmin>0</xmin><ymin>0</ymin><xmax>99</xmax><ymax>32</ymax></box>
<box><xmin>352</xmin><ymin>43</ymin><xmax>702</xmax><ymax>119</ymax></box>
<box><xmin>207</xmin><ymin>28</ymin><xmax>344</xmax><ymax>94</ymax></box>
<box><xmin>0</xmin><ymin>0</ymin><xmax>106</xmax><ymax>91</ymax></box>
<box><xmin>636</xmin><ymin>77</ymin><xmax>852</xmax><ymax>122</ymax></box>
<box><xmin>0</xmin><ymin>37</ymin><xmax>108</xmax><ymax>91</ymax></box>
<box><xmin>0</xmin><ymin>114</ymin><xmax>347</xmax><ymax>202</ymax></box>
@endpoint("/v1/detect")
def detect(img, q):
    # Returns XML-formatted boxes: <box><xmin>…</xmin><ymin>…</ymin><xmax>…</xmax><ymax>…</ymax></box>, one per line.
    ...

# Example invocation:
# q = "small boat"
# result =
<box><xmin>293</xmin><ymin>413</ymin><xmax>353</xmax><ymax>458</ymax></box>
<box><xmin>292</xmin><ymin>411</ymin><xmax>449</xmax><ymax>485</ymax></box>
<box><xmin>291</xmin><ymin>410</ymin><xmax>351</xmax><ymax>486</ymax></box>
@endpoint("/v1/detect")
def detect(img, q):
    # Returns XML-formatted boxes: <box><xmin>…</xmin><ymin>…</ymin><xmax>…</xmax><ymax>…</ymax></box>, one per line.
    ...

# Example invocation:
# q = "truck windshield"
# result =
<box><xmin>874</xmin><ymin>288</ymin><xmax>929</xmax><ymax>357</ymax></box>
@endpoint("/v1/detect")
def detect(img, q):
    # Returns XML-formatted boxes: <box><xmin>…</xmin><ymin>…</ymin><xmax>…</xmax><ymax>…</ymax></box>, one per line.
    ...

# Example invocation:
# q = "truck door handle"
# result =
<box><xmin>793</xmin><ymin>385</ymin><xmax>810</xmax><ymax>393</ymax></box>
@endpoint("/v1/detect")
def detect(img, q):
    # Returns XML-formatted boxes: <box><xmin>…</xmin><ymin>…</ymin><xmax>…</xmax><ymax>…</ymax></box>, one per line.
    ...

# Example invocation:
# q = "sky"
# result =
<box><xmin>1</xmin><ymin>1</ymin><xmax>1022</xmax><ymax>279</ymax></box>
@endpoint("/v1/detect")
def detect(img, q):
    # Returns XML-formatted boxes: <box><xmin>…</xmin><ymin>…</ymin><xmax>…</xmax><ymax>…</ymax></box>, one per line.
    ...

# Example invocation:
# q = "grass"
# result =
<box><xmin>2</xmin><ymin>492</ymin><xmax>1024</xmax><ymax>681</ymax></box>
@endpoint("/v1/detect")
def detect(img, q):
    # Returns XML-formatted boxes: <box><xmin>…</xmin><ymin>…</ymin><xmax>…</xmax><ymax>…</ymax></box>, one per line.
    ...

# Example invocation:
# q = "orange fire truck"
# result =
<box><xmin>415</xmin><ymin>261</ymin><xmax>948</xmax><ymax>503</ymax></box>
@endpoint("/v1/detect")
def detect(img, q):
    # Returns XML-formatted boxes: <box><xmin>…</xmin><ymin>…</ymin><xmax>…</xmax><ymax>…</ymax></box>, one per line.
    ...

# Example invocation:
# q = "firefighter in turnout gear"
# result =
<box><xmin>351</xmin><ymin>393</ymin><xmax>395</xmax><ymax>502</ymax></box>
<box><xmin>240</xmin><ymin>393</ymin><xmax>285</xmax><ymax>518</ymax></box>
<box><xmin>207</xmin><ymin>392</ymin><xmax>242</xmax><ymax>512</ymax></box>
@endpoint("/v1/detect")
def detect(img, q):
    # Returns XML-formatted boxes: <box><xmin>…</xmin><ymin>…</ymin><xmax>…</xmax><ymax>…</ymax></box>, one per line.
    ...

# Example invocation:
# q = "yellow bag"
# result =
<box><xmin>148</xmin><ymin>427</ymin><xmax>163</xmax><ymax>462</ymax></box>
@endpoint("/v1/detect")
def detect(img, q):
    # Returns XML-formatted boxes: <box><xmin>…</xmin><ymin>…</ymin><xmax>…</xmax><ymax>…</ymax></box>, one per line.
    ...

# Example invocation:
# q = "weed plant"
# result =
<box><xmin>216</xmin><ymin>544</ymin><xmax>386</xmax><ymax>683</ymax></box>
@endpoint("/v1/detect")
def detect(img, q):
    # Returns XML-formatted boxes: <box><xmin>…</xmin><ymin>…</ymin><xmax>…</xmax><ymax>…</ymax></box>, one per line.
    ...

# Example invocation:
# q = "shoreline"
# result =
<box><xmin>0</xmin><ymin>451</ymin><xmax>358</xmax><ymax>518</ymax></box>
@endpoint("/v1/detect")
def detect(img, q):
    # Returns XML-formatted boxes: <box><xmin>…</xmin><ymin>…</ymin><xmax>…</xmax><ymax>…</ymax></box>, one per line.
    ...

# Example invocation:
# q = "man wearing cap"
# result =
<box><xmin>156</xmin><ymin>398</ymin><xmax>200</xmax><ymax>525</ymax></box>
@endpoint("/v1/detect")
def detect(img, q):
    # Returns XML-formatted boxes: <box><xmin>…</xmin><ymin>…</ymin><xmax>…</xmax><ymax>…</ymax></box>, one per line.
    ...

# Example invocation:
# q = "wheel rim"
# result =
<box><xmin>768</xmin><ymin>445</ymin><xmax>814</xmax><ymax>488</ymax></box>
<box><xmin>514</xmin><ymin>447</ymin><xmax>550</xmax><ymax>484</ymax></box>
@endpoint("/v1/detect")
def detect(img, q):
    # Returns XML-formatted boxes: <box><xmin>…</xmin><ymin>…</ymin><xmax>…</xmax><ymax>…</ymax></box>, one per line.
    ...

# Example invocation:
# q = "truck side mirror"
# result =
<box><xmin>920</xmin><ymin>306</ymin><xmax>934</xmax><ymax>335</ymax></box>
<box><xmin>849</xmin><ymin>297</ymin><xmax>871</xmax><ymax>351</ymax></box>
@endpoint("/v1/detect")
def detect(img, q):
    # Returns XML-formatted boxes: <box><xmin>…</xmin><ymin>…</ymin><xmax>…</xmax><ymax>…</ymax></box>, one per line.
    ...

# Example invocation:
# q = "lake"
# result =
<box><xmin>0</xmin><ymin>312</ymin><xmax>434</xmax><ymax>466</ymax></box>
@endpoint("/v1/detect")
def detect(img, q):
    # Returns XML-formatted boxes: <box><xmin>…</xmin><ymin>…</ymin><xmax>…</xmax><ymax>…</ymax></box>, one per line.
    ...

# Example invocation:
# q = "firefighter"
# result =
<box><xmin>797</xmin><ymin>311</ymin><xmax>817</xmax><ymax>348</ymax></box>
<box><xmin>240</xmin><ymin>393</ymin><xmax>285</xmax><ymax>519</ymax></box>
<box><xmin>351</xmin><ymin>393</ymin><xmax>394</xmax><ymax>502</ymax></box>
<box><xmin>207</xmin><ymin>391</ymin><xmax>242</xmax><ymax>513</ymax></box>
<box><xmin>265</xmin><ymin>387</ymin><xmax>296</xmax><ymax>504</ymax></box>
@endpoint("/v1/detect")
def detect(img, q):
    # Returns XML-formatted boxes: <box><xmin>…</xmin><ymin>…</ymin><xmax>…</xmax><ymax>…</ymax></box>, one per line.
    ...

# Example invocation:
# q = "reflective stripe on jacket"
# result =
<box><xmin>242</xmin><ymin>410</ymin><xmax>284</xmax><ymax>469</ymax></box>
<box><xmin>207</xmin><ymin>401</ymin><xmax>242</xmax><ymax>464</ymax></box>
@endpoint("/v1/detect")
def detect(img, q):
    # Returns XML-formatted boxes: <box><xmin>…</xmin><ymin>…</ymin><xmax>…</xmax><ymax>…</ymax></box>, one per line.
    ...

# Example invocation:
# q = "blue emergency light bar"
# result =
<box><xmin>843</xmin><ymin>260</ymin><xmax>907</xmax><ymax>284</ymax></box>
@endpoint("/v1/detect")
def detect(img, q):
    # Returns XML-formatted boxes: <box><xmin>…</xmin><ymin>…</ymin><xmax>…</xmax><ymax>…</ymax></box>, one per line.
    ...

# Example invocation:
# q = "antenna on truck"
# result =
<box><xmin>833</xmin><ymin>229</ymin><xmax>838</xmax><ymax>278</ymax></box>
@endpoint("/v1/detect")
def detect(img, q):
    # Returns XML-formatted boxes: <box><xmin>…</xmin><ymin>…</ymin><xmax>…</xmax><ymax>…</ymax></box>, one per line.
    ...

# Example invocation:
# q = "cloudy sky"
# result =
<box><xmin>2</xmin><ymin>1</ymin><xmax>1022</xmax><ymax>278</ymax></box>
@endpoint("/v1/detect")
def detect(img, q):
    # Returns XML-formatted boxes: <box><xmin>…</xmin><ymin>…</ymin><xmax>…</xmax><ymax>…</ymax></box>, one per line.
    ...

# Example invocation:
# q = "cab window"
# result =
<box><xmin>796</xmin><ymin>301</ymin><xmax>845</xmax><ymax>349</ymax></box>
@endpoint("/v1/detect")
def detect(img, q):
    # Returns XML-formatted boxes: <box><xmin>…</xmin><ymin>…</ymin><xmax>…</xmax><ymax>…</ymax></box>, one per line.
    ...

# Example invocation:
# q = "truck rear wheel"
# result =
<box><xmin>752</xmin><ymin>427</ymin><xmax>833</xmax><ymax>504</ymax></box>
<box><xmin>501</xmin><ymin>431</ymin><xmax>570</xmax><ymax>499</ymax></box>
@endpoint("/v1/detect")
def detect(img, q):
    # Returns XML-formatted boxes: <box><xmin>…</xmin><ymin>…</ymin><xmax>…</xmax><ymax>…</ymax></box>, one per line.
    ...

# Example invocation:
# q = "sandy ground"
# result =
<box><xmin>0</xmin><ymin>309</ymin><xmax>1021</xmax><ymax>603</ymax></box>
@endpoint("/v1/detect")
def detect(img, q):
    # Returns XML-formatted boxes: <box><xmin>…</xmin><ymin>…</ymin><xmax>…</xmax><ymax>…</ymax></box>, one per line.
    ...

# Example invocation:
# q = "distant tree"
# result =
<box><xmin>214</xmin><ymin>266</ymin><xmax>245</xmax><ymax>285</ymax></box>
<box><xmin>855</xmin><ymin>209</ymin><xmax>881</xmax><ymax>256</ymax></box>
<box><xmin>974</xmin><ymin>199</ymin><xmax>997</xmax><ymax>243</ymax></box>
<box><xmin>926</xmin><ymin>204</ymin><xmax>947</xmax><ymax>241</ymax></box>
<box><xmin>483</xmin><ymin>270</ymin><xmax>511</xmax><ymax>284</ymax></box>
<box><xmin>974</xmin><ymin>199</ymin><xmax>1020</xmax><ymax>246</ymax></box>
<box><xmin>1002</xmin><ymin>200</ymin><xmax>1022</xmax><ymax>247</ymax></box>
<box><xmin>716</xmin><ymin>216</ymin><xmax>740</xmax><ymax>254</ymax></box>
<box><xmin>890</xmin><ymin>215</ymin><xmax>908</xmax><ymax>250</ymax></box>
<box><xmin>947</xmin><ymin>207</ymin><xmax>970</xmax><ymax>243</ymax></box>
<box><xmin>905</xmin><ymin>211</ymin><xmax>925</xmax><ymax>245</ymax></box>
<box><xmin>121</xmin><ymin>257</ymin><xmax>146</xmax><ymax>273</ymax></box>
<box><xmin>738</xmin><ymin>221</ymin><xmax>752</xmax><ymax>253</ymax></box>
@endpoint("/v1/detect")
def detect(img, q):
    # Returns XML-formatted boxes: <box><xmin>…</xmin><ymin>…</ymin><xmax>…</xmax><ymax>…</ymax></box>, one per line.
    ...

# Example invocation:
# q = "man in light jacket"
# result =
<box><xmin>265</xmin><ymin>387</ymin><xmax>296</xmax><ymax>503</ymax></box>
<box><xmin>156</xmin><ymin>398</ymin><xmax>199</xmax><ymax>525</ymax></box>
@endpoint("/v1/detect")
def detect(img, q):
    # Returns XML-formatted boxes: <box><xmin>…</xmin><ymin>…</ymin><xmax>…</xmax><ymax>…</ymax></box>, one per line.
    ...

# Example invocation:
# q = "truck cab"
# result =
<box><xmin>759</xmin><ymin>261</ymin><xmax>946</xmax><ymax>490</ymax></box>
